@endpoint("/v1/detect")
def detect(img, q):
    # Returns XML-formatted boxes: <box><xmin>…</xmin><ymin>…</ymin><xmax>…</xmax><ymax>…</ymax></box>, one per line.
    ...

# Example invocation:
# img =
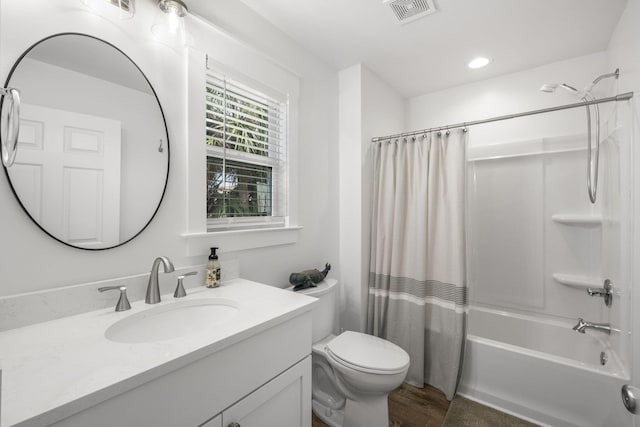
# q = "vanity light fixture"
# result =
<box><xmin>151</xmin><ymin>0</ymin><xmax>189</xmax><ymax>44</ymax></box>
<box><xmin>80</xmin><ymin>0</ymin><xmax>135</xmax><ymax>20</ymax></box>
<box><xmin>467</xmin><ymin>57</ymin><xmax>491</xmax><ymax>69</ymax></box>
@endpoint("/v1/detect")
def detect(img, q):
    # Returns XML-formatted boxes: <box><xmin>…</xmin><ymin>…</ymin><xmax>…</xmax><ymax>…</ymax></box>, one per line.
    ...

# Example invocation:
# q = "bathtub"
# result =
<box><xmin>457</xmin><ymin>306</ymin><xmax>632</xmax><ymax>427</ymax></box>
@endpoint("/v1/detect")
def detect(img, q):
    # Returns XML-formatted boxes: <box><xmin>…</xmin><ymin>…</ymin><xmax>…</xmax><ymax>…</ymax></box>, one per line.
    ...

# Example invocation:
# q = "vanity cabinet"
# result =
<box><xmin>201</xmin><ymin>357</ymin><xmax>310</xmax><ymax>427</ymax></box>
<box><xmin>49</xmin><ymin>310</ymin><xmax>312</xmax><ymax>427</ymax></box>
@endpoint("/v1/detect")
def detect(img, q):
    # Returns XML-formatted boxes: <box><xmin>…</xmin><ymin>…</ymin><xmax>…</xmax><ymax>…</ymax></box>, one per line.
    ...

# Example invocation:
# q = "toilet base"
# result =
<box><xmin>313</xmin><ymin>394</ymin><xmax>390</xmax><ymax>427</ymax></box>
<box><xmin>312</xmin><ymin>399</ymin><xmax>344</xmax><ymax>427</ymax></box>
<box><xmin>342</xmin><ymin>394</ymin><xmax>388</xmax><ymax>427</ymax></box>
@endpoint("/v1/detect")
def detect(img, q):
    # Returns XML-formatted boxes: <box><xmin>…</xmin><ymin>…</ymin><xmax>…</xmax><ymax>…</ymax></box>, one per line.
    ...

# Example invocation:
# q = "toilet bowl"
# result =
<box><xmin>291</xmin><ymin>279</ymin><xmax>410</xmax><ymax>427</ymax></box>
<box><xmin>316</xmin><ymin>331</ymin><xmax>409</xmax><ymax>427</ymax></box>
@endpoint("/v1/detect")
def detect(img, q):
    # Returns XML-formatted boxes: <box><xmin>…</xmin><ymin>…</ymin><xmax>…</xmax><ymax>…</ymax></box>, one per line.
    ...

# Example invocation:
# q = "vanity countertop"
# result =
<box><xmin>0</xmin><ymin>279</ymin><xmax>316</xmax><ymax>427</ymax></box>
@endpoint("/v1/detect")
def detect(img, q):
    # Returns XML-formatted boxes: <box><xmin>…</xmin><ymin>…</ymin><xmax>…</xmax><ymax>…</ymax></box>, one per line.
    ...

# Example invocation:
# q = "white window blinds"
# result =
<box><xmin>205</xmin><ymin>73</ymin><xmax>288</xmax><ymax>229</ymax></box>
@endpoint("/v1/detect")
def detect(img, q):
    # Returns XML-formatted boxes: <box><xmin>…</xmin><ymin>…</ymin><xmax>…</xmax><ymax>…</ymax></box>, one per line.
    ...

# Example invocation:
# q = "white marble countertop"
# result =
<box><xmin>0</xmin><ymin>279</ymin><xmax>316</xmax><ymax>427</ymax></box>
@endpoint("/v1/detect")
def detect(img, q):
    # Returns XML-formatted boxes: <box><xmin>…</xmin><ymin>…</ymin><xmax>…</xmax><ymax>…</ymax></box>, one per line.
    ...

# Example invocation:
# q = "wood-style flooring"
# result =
<box><xmin>312</xmin><ymin>383</ymin><xmax>450</xmax><ymax>427</ymax></box>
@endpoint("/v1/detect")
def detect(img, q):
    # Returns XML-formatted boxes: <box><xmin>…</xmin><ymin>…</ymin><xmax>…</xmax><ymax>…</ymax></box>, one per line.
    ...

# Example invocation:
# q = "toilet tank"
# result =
<box><xmin>290</xmin><ymin>278</ymin><xmax>338</xmax><ymax>343</ymax></box>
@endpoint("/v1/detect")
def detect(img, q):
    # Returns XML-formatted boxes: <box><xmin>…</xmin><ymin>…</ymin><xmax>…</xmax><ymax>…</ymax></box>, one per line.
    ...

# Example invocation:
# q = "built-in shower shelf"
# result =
<box><xmin>552</xmin><ymin>273</ymin><xmax>601</xmax><ymax>289</ymax></box>
<box><xmin>551</xmin><ymin>214</ymin><xmax>602</xmax><ymax>226</ymax></box>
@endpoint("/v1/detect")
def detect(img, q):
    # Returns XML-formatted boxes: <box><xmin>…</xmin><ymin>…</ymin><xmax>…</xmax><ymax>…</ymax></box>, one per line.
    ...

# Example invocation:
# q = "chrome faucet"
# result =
<box><xmin>573</xmin><ymin>318</ymin><xmax>612</xmax><ymax>335</ymax></box>
<box><xmin>587</xmin><ymin>279</ymin><xmax>614</xmax><ymax>307</ymax></box>
<box><xmin>98</xmin><ymin>285</ymin><xmax>131</xmax><ymax>312</ymax></box>
<box><xmin>146</xmin><ymin>256</ymin><xmax>175</xmax><ymax>304</ymax></box>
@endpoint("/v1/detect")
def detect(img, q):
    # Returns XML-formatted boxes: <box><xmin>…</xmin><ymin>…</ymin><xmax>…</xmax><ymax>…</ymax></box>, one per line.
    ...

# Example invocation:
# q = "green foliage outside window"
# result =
<box><xmin>206</xmin><ymin>85</ymin><xmax>275</xmax><ymax>218</ymax></box>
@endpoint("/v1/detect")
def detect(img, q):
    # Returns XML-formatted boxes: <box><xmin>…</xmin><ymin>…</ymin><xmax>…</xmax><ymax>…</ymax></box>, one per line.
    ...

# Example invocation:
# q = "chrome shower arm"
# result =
<box><xmin>591</xmin><ymin>68</ymin><xmax>620</xmax><ymax>87</ymax></box>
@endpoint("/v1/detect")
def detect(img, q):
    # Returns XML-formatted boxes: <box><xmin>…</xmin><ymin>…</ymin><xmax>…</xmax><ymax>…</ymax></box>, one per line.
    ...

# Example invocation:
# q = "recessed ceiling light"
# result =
<box><xmin>467</xmin><ymin>57</ymin><xmax>491</xmax><ymax>69</ymax></box>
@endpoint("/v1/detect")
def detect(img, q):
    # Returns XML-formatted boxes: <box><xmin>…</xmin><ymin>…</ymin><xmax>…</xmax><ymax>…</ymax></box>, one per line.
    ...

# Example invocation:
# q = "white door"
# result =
<box><xmin>221</xmin><ymin>357</ymin><xmax>311</xmax><ymax>427</ymax></box>
<box><xmin>10</xmin><ymin>103</ymin><xmax>122</xmax><ymax>248</ymax></box>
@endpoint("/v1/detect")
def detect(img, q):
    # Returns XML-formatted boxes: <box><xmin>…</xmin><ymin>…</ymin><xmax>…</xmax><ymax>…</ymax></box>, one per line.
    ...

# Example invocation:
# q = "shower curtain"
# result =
<box><xmin>366</xmin><ymin>130</ymin><xmax>467</xmax><ymax>400</ymax></box>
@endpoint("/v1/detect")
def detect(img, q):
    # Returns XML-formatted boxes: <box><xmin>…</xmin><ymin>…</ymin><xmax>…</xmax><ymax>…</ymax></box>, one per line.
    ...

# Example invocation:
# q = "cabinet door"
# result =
<box><xmin>222</xmin><ymin>356</ymin><xmax>311</xmax><ymax>427</ymax></box>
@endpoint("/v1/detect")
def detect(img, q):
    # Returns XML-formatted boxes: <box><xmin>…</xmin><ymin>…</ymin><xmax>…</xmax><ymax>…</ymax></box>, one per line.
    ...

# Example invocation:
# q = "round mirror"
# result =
<box><xmin>2</xmin><ymin>34</ymin><xmax>169</xmax><ymax>250</ymax></box>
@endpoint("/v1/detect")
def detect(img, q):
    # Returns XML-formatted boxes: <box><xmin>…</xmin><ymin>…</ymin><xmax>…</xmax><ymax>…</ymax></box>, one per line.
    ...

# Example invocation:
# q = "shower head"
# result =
<box><xmin>540</xmin><ymin>83</ymin><xmax>558</xmax><ymax>93</ymax></box>
<box><xmin>540</xmin><ymin>83</ymin><xmax>582</xmax><ymax>97</ymax></box>
<box><xmin>540</xmin><ymin>69</ymin><xmax>619</xmax><ymax>99</ymax></box>
<box><xmin>560</xmin><ymin>83</ymin><xmax>579</xmax><ymax>94</ymax></box>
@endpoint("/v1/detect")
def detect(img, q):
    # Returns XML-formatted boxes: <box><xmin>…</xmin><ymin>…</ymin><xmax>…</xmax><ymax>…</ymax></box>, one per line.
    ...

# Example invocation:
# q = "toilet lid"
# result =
<box><xmin>325</xmin><ymin>331</ymin><xmax>409</xmax><ymax>374</ymax></box>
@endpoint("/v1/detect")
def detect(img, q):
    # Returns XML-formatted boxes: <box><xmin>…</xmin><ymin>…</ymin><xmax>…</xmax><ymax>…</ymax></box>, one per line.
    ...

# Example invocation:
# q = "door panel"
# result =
<box><xmin>13</xmin><ymin>104</ymin><xmax>122</xmax><ymax>247</ymax></box>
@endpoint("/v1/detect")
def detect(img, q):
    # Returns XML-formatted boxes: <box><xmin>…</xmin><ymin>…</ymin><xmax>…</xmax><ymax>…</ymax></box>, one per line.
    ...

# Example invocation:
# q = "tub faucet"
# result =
<box><xmin>146</xmin><ymin>256</ymin><xmax>175</xmax><ymax>304</ymax></box>
<box><xmin>573</xmin><ymin>318</ymin><xmax>611</xmax><ymax>335</ymax></box>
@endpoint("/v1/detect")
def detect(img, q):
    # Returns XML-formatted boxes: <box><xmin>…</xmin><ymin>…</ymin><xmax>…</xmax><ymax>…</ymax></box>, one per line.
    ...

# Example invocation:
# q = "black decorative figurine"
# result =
<box><xmin>290</xmin><ymin>263</ymin><xmax>331</xmax><ymax>291</ymax></box>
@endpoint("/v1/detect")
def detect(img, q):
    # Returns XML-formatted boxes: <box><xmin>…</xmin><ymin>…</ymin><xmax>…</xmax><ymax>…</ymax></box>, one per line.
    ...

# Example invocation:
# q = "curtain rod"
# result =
<box><xmin>371</xmin><ymin>92</ymin><xmax>634</xmax><ymax>143</ymax></box>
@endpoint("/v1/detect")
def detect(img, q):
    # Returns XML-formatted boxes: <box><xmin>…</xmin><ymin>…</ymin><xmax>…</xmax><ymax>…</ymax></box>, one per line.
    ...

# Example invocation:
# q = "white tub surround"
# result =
<box><xmin>466</xmin><ymin>307</ymin><xmax>627</xmax><ymax>375</ymax></box>
<box><xmin>459</xmin><ymin>307</ymin><xmax>631</xmax><ymax>427</ymax></box>
<box><xmin>463</xmin><ymin>124</ymin><xmax>632</xmax><ymax>426</ymax></box>
<box><xmin>0</xmin><ymin>279</ymin><xmax>316</xmax><ymax>427</ymax></box>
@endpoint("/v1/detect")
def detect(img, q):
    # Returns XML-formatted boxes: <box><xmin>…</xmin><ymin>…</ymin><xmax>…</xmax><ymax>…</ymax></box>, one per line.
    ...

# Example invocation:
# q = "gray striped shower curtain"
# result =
<box><xmin>366</xmin><ymin>130</ymin><xmax>467</xmax><ymax>400</ymax></box>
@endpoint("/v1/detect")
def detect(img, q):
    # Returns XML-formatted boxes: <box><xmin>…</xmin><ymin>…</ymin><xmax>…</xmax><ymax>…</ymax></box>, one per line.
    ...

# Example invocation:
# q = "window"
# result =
<box><xmin>205</xmin><ymin>73</ymin><xmax>287</xmax><ymax>230</ymax></box>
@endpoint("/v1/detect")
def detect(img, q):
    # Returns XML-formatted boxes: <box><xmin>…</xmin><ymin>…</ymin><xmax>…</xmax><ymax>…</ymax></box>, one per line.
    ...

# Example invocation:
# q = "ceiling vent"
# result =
<box><xmin>383</xmin><ymin>0</ymin><xmax>437</xmax><ymax>25</ymax></box>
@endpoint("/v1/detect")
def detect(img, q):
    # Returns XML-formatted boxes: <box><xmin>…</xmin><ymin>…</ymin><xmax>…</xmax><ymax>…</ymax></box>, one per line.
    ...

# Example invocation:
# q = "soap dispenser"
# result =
<box><xmin>206</xmin><ymin>247</ymin><xmax>221</xmax><ymax>288</ymax></box>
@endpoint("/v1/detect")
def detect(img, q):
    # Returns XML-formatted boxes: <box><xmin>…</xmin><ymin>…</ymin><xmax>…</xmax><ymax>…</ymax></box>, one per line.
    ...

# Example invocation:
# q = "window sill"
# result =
<box><xmin>181</xmin><ymin>226</ymin><xmax>303</xmax><ymax>256</ymax></box>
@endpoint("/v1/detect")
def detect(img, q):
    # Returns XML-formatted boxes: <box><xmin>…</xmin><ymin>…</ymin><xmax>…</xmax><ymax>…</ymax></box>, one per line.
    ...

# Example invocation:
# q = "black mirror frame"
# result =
<box><xmin>1</xmin><ymin>32</ymin><xmax>170</xmax><ymax>251</ymax></box>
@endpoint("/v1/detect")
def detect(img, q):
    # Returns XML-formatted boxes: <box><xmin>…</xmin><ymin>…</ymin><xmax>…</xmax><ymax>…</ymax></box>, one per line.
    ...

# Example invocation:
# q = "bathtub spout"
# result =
<box><xmin>573</xmin><ymin>318</ymin><xmax>611</xmax><ymax>335</ymax></box>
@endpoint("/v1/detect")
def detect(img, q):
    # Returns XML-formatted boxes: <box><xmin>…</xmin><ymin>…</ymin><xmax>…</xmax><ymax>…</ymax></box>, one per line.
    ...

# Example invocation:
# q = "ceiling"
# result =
<box><xmin>192</xmin><ymin>0</ymin><xmax>628</xmax><ymax>98</ymax></box>
<box><xmin>29</xmin><ymin>35</ymin><xmax>152</xmax><ymax>94</ymax></box>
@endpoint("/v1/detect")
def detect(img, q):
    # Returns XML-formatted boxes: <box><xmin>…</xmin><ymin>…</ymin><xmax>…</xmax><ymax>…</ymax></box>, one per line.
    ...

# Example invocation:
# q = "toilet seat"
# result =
<box><xmin>325</xmin><ymin>331</ymin><xmax>410</xmax><ymax>375</ymax></box>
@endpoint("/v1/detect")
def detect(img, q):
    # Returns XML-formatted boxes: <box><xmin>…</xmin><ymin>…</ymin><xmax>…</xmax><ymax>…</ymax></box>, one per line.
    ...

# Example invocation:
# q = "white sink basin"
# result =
<box><xmin>105</xmin><ymin>298</ymin><xmax>240</xmax><ymax>343</ymax></box>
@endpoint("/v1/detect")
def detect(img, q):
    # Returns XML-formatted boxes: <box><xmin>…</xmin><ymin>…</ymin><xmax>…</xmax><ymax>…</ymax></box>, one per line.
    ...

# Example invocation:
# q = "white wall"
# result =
<box><xmin>0</xmin><ymin>1</ymin><xmax>338</xmax><ymax>297</ymax></box>
<box><xmin>338</xmin><ymin>64</ymin><xmax>404</xmax><ymax>332</ymax></box>
<box><xmin>183</xmin><ymin>2</ymin><xmax>340</xmax><ymax>289</ymax></box>
<box><xmin>407</xmin><ymin>52</ymin><xmax>608</xmax><ymax>147</ymax></box>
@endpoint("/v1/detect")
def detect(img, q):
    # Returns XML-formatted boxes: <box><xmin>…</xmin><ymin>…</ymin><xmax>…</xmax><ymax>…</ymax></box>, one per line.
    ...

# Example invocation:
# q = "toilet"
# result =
<box><xmin>292</xmin><ymin>278</ymin><xmax>410</xmax><ymax>427</ymax></box>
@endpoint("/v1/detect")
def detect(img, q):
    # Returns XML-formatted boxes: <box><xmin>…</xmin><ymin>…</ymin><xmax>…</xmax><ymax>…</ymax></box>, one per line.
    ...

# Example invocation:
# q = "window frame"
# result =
<box><xmin>185</xmin><ymin>47</ymin><xmax>301</xmax><ymax>254</ymax></box>
<box><xmin>204</xmin><ymin>71</ymin><xmax>288</xmax><ymax>230</ymax></box>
